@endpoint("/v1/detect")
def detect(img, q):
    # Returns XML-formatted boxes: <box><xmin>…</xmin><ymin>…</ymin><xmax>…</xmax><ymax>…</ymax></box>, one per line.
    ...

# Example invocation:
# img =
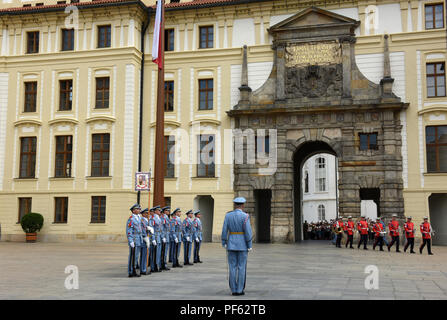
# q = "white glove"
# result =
<box><xmin>223</xmin><ymin>244</ymin><xmax>227</xmax><ymax>249</ymax></box>
<box><xmin>147</xmin><ymin>226</ymin><xmax>154</xmax><ymax>234</ymax></box>
<box><xmin>144</xmin><ymin>237</ymin><xmax>150</xmax><ymax>248</ymax></box>
<box><xmin>195</xmin><ymin>238</ymin><xmax>200</xmax><ymax>242</ymax></box>
<box><xmin>152</xmin><ymin>240</ymin><xmax>157</xmax><ymax>246</ymax></box>
<box><xmin>130</xmin><ymin>242</ymin><xmax>135</xmax><ymax>248</ymax></box>
<box><xmin>186</xmin><ymin>236</ymin><xmax>190</xmax><ymax>242</ymax></box>
<box><xmin>174</xmin><ymin>238</ymin><xmax>178</xmax><ymax>244</ymax></box>
<box><xmin>248</xmin><ymin>248</ymin><xmax>252</xmax><ymax>252</ymax></box>
<box><xmin>162</xmin><ymin>237</ymin><xmax>167</xmax><ymax>243</ymax></box>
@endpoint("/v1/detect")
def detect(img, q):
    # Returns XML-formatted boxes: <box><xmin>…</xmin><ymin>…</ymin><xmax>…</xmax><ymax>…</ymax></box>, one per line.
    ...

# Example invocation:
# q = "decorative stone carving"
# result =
<box><xmin>285</xmin><ymin>64</ymin><xmax>343</xmax><ymax>98</ymax></box>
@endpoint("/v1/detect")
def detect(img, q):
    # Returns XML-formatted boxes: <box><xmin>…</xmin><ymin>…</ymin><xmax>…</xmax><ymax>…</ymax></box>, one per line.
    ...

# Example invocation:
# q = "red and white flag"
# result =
<box><xmin>152</xmin><ymin>0</ymin><xmax>163</xmax><ymax>69</ymax></box>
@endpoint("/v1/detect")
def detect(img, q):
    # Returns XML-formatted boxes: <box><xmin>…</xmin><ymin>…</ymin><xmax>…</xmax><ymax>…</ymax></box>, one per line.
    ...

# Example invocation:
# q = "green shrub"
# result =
<box><xmin>20</xmin><ymin>212</ymin><xmax>44</xmax><ymax>233</ymax></box>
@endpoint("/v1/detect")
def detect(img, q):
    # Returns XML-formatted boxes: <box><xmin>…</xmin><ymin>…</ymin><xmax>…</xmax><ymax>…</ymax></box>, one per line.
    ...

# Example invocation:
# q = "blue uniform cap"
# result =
<box><xmin>161</xmin><ymin>206</ymin><xmax>170</xmax><ymax>211</ymax></box>
<box><xmin>233</xmin><ymin>197</ymin><xmax>246</xmax><ymax>204</ymax></box>
<box><xmin>130</xmin><ymin>203</ymin><xmax>141</xmax><ymax>211</ymax></box>
<box><xmin>185</xmin><ymin>210</ymin><xmax>193</xmax><ymax>215</ymax></box>
<box><xmin>194</xmin><ymin>210</ymin><xmax>201</xmax><ymax>216</ymax></box>
<box><xmin>172</xmin><ymin>208</ymin><xmax>180</xmax><ymax>214</ymax></box>
<box><xmin>141</xmin><ymin>208</ymin><xmax>148</xmax><ymax>214</ymax></box>
<box><xmin>151</xmin><ymin>205</ymin><xmax>161</xmax><ymax>211</ymax></box>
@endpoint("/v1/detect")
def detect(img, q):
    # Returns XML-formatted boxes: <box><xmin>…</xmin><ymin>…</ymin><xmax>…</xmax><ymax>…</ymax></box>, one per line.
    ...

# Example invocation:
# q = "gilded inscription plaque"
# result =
<box><xmin>285</xmin><ymin>41</ymin><xmax>342</xmax><ymax>67</ymax></box>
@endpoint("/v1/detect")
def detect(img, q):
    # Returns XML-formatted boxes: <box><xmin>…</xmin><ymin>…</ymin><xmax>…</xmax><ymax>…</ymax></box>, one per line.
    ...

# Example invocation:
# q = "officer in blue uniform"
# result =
<box><xmin>182</xmin><ymin>210</ymin><xmax>194</xmax><ymax>265</ymax></box>
<box><xmin>175</xmin><ymin>208</ymin><xmax>183</xmax><ymax>267</ymax></box>
<box><xmin>126</xmin><ymin>203</ymin><xmax>143</xmax><ymax>277</ymax></box>
<box><xmin>160</xmin><ymin>206</ymin><xmax>171</xmax><ymax>271</ymax></box>
<box><xmin>221</xmin><ymin>197</ymin><xmax>253</xmax><ymax>296</ymax></box>
<box><xmin>168</xmin><ymin>210</ymin><xmax>175</xmax><ymax>263</ymax></box>
<box><xmin>193</xmin><ymin>210</ymin><xmax>203</xmax><ymax>263</ymax></box>
<box><xmin>170</xmin><ymin>208</ymin><xmax>183</xmax><ymax>268</ymax></box>
<box><xmin>148</xmin><ymin>207</ymin><xmax>158</xmax><ymax>272</ymax></box>
<box><xmin>139</xmin><ymin>208</ymin><xmax>151</xmax><ymax>275</ymax></box>
<box><xmin>153</xmin><ymin>206</ymin><xmax>163</xmax><ymax>272</ymax></box>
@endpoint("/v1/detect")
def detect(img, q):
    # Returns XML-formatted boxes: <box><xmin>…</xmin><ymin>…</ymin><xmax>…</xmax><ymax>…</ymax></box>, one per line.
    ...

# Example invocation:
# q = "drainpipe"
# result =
<box><xmin>137</xmin><ymin>7</ymin><xmax>152</xmax><ymax>204</ymax></box>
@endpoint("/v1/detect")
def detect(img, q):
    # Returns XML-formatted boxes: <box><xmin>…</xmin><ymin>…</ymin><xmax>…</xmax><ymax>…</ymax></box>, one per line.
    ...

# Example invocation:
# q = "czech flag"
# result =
<box><xmin>152</xmin><ymin>0</ymin><xmax>163</xmax><ymax>69</ymax></box>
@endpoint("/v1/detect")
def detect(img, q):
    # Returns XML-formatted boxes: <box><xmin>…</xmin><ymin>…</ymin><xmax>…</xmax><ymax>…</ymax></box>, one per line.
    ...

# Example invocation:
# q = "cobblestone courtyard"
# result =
<box><xmin>0</xmin><ymin>241</ymin><xmax>446</xmax><ymax>300</ymax></box>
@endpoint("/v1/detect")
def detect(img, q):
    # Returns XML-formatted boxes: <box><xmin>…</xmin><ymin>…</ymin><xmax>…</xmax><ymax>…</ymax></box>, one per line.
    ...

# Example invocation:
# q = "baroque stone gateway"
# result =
<box><xmin>228</xmin><ymin>7</ymin><xmax>408</xmax><ymax>243</ymax></box>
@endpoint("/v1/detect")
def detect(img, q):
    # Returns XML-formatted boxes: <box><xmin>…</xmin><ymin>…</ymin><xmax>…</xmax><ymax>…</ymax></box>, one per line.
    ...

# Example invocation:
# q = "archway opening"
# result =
<box><xmin>193</xmin><ymin>195</ymin><xmax>214</xmax><ymax>242</ymax></box>
<box><xmin>428</xmin><ymin>193</ymin><xmax>447</xmax><ymax>245</ymax></box>
<box><xmin>293</xmin><ymin>141</ymin><xmax>338</xmax><ymax>242</ymax></box>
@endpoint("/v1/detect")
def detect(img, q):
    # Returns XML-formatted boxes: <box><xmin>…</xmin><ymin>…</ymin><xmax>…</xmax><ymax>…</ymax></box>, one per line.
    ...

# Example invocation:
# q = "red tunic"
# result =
<box><xmin>372</xmin><ymin>222</ymin><xmax>384</xmax><ymax>238</ymax></box>
<box><xmin>404</xmin><ymin>222</ymin><xmax>415</xmax><ymax>238</ymax></box>
<box><xmin>345</xmin><ymin>221</ymin><xmax>355</xmax><ymax>235</ymax></box>
<box><xmin>389</xmin><ymin>220</ymin><xmax>400</xmax><ymax>237</ymax></box>
<box><xmin>358</xmin><ymin>220</ymin><xmax>369</xmax><ymax>235</ymax></box>
<box><xmin>420</xmin><ymin>222</ymin><xmax>432</xmax><ymax>239</ymax></box>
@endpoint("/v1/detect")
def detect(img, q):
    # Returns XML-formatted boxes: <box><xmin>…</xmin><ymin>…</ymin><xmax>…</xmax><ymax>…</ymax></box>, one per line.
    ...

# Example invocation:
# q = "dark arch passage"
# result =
<box><xmin>293</xmin><ymin>141</ymin><xmax>338</xmax><ymax>242</ymax></box>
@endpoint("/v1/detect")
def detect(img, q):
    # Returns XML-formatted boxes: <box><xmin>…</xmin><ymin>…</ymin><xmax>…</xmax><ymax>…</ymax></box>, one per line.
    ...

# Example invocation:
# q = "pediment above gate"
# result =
<box><xmin>229</xmin><ymin>7</ymin><xmax>406</xmax><ymax>115</ymax></box>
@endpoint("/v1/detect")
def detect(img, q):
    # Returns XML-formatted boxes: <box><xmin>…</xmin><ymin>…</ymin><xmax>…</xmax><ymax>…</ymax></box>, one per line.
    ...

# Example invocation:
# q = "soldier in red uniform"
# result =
<box><xmin>387</xmin><ymin>214</ymin><xmax>401</xmax><ymax>252</ymax></box>
<box><xmin>333</xmin><ymin>217</ymin><xmax>344</xmax><ymax>248</ymax></box>
<box><xmin>345</xmin><ymin>216</ymin><xmax>355</xmax><ymax>249</ymax></box>
<box><xmin>403</xmin><ymin>216</ymin><xmax>416</xmax><ymax>253</ymax></box>
<box><xmin>420</xmin><ymin>217</ymin><xmax>434</xmax><ymax>255</ymax></box>
<box><xmin>357</xmin><ymin>216</ymin><xmax>369</xmax><ymax>250</ymax></box>
<box><xmin>372</xmin><ymin>218</ymin><xmax>385</xmax><ymax>251</ymax></box>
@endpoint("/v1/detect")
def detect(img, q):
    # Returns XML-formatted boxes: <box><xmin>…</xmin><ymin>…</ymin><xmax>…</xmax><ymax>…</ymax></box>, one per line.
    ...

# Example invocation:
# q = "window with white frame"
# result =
<box><xmin>315</xmin><ymin>157</ymin><xmax>326</xmax><ymax>192</ymax></box>
<box><xmin>318</xmin><ymin>204</ymin><xmax>325</xmax><ymax>221</ymax></box>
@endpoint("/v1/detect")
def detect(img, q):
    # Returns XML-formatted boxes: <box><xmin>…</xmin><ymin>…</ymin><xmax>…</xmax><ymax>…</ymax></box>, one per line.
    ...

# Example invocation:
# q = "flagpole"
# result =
<box><xmin>153</xmin><ymin>0</ymin><xmax>165</xmax><ymax>207</ymax></box>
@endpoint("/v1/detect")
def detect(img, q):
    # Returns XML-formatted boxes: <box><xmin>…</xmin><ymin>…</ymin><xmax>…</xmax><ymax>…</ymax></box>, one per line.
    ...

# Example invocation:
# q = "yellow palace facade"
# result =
<box><xmin>0</xmin><ymin>0</ymin><xmax>446</xmax><ymax>244</ymax></box>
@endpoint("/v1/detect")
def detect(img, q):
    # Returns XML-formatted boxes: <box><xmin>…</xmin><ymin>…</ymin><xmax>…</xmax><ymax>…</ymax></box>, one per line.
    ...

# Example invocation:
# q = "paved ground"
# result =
<box><xmin>0</xmin><ymin>240</ymin><xmax>446</xmax><ymax>300</ymax></box>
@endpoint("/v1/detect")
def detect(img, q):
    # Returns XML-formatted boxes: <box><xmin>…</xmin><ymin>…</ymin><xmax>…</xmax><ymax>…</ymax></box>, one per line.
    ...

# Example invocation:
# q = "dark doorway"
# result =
<box><xmin>359</xmin><ymin>188</ymin><xmax>381</xmax><ymax>217</ymax></box>
<box><xmin>255</xmin><ymin>189</ymin><xmax>272</xmax><ymax>242</ymax></box>
<box><xmin>293</xmin><ymin>141</ymin><xmax>337</xmax><ymax>242</ymax></box>
<box><xmin>428</xmin><ymin>193</ymin><xmax>447</xmax><ymax>245</ymax></box>
<box><xmin>193</xmin><ymin>195</ymin><xmax>214</xmax><ymax>242</ymax></box>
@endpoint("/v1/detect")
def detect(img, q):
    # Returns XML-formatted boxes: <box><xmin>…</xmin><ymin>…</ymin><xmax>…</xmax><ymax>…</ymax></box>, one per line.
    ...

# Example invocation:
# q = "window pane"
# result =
<box><xmin>369</xmin><ymin>134</ymin><xmax>377</xmax><ymax>149</ymax></box>
<box><xmin>439</xmin><ymin>145</ymin><xmax>447</xmax><ymax>171</ymax></box>
<box><xmin>427</xmin><ymin>86</ymin><xmax>436</xmax><ymax>97</ymax></box>
<box><xmin>426</xmin><ymin>145</ymin><xmax>437</xmax><ymax>172</ymax></box>
<box><xmin>427</xmin><ymin>64</ymin><xmax>435</xmax><ymax>75</ymax></box>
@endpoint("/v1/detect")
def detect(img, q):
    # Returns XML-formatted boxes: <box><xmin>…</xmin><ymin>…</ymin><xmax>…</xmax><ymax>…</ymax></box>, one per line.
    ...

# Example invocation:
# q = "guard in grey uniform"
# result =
<box><xmin>182</xmin><ymin>210</ymin><xmax>194</xmax><ymax>265</ymax></box>
<box><xmin>193</xmin><ymin>210</ymin><xmax>203</xmax><ymax>263</ymax></box>
<box><xmin>170</xmin><ymin>208</ymin><xmax>183</xmax><ymax>268</ymax></box>
<box><xmin>221</xmin><ymin>197</ymin><xmax>253</xmax><ymax>296</ymax></box>
<box><xmin>126</xmin><ymin>203</ymin><xmax>142</xmax><ymax>277</ymax></box>
<box><xmin>160</xmin><ymin>206</ymin><xmax>171</xmax><ymax>271</ymax></box>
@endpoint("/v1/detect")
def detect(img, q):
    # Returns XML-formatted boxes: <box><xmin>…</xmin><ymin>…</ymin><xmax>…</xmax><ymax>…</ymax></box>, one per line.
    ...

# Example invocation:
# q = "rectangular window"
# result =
<box><xmin>165</xmin><ymin>29</ymin><xmax>174</xmax><ymax>51</ymax></box>
<box><xmin>164</xmin><ymin>81</ymin><xmax>174</xmax><ymax>112</ymax></box>
<box><xmin>164</xmin><ymin>197</ymin><xmax>171</xmax><ymax>208</ymax></box>
<box><xmin>24</xmin><ymin>82</ymin><xmax>37</xmax><ymax>112</ymax></box>
<box><xmin>198</xmin><ymin>79</ymin><xmax>213</xmax><ymax>110</ymax></box>
<box><xmin>197</xmin><ymin>134</ymin><xmax>215</xmax><ymax>177</ymax></box>
<box><xmin>59</xmin><ymin>79</ymin><xmax>73</xmax><ymax>111</ymax></box>
<box><xmin>425</xmin><ymin>3</ymin><xmax>444</xmax><ymax>29</ymax></box>
<box><xmin>359</xmin><ymin>133</ymin><xmax>378</xmax><ymax>151</ymax></box>
<box><xmin>98</xmin><ymin>25</ymin><xmax>111</xmax><ymax>48</ymax></box>
<box><xmin>27</xmin><ymin>31</ymin><xmax>39</xmax><ymax>54</ymax></box>
<box><xmin>315</xmin><ymin>157</ymin><xmax>326</xmax><ymax>192</ymax></box>
<box><xmin>18</xmin><ymin>198</ymin><xmax>32</xmax><ymax>223</ymax></box>
<box><xmin>426</xmin><ymin>125</ymin><xmax>447</xmax><ymax>172</ymax></box>
<box><xmin>199</xmin><ymin>26</ymin><xmax>213</xmax><ymax>49</ymax></box>
<box><xmin>91</xmin><ymin>196</ymin><xmax>106</xmax><ymax>223</ymax></box>
<box><xmin>55</xmin><ymin>135</ymin><xmax>72</xmax><ymax>178</ymax></box>
<box><xmin>19</xmin><ymin>137</ymin><xmax>36</xmax><ymax>178</ymax></box>
<box><xmin>164</xmin><ymin>136</ymin><xmax>175</xmax><ymax>178</ymax></box>
<box><xmin>54</xmin><ymin>197</ymin><xmax>68</xmax><ymax>223</ymax></box>
<box><xmin>95</xmin><ymin>77</ymin><xmax>110</xmax><ymax>109</ymax></box>
<box><xmin>427</xmin><ymin>62</ymin><xmax>446</xmax><ymax>97</ymax></box>
<box><xmin>91</xmin><ymin>133</ymin><xmax>110</xmax><ymax>177</ymax></box>
<box><xmin>61</xmin><ymin>28</ymin><xmax>74</xmax><ymax>51</ymax></box>
<box><xmin>255</xmin><ymin>134</ymin><xmax>270</xmax><ymax>155</ymax></box>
